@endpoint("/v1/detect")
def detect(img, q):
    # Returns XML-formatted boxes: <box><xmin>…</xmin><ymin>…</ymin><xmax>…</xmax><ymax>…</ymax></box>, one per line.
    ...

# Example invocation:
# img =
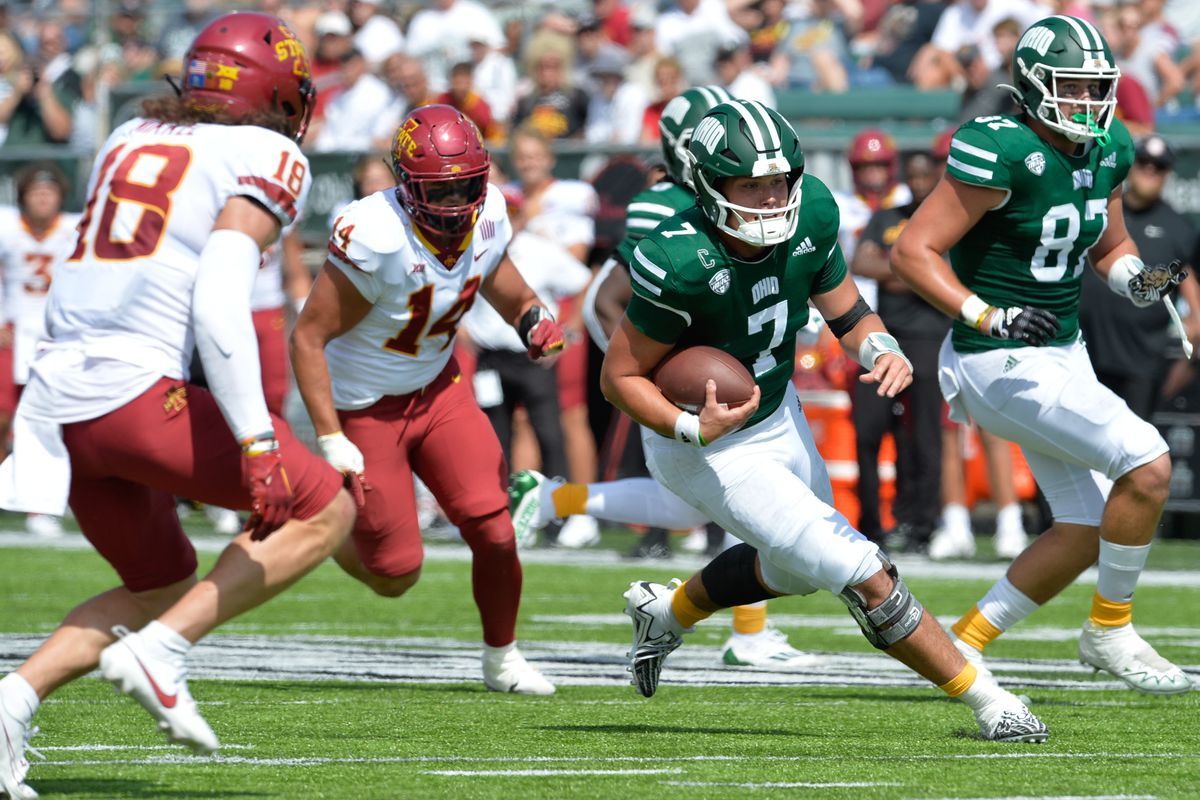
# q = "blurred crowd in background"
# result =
<box><xmin>0</xmin><ymin>0</ymin><xmax>1198</xmax><ymax>559</ymax></box>
<box><xmin>0</xmin><ymin>0</ymin><xmax>1198</xmax><ymax>152</ymax></box>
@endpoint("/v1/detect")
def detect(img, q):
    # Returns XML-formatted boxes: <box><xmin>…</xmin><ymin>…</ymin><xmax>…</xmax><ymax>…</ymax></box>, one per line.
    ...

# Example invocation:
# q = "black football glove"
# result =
<box><xmin>981</xmin><ymin>305</ymin><xmax>1060</xmax><ymax>347</ymax></box>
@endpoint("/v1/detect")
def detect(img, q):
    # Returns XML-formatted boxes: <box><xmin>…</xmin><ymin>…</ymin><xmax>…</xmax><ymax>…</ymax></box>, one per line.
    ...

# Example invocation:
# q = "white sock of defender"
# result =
<box><xmin>995</xmin><ymin>503</ymin><xmax>1024</xmax><ymax>534</ymax></box>
<box><xmin>1096</xmin><ymin>540</ymin><xmax>1151</xmax><ymax>603</ymax></box>
<box><xmin>977</xmin><ymin>576</ymin><xmax>1040</xmax><ymax>631</ymax></box>
<box><xmin>0</xmin><ymin>673</ymin><xmax>39</xmax><ymax>722</ymax></box>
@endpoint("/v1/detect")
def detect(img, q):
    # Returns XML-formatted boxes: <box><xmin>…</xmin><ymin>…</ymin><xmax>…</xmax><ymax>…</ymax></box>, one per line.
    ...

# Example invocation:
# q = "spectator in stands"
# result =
<box><xmin>594</xmin><ymin>0</ymin><xmax>635</xmax><ymax>47</ymax></box>
<box><xmin>741</xmin><ymin>0</ymin><xmax>792</xmax><ymax>88</ymax></box>
<box><xmin>625</xmin><ymin>5</ymin><xmax>663</xmax><ymax>98</ymax></box>
<box><xmin>639</xmin><ymin>56</ymin><xmax>685</xmax><ymax>143</ymax></box>
<box><xmin>910</xmin><ymin>0</ymin><xmax>1042</xmax><ymax>90</ymax></box>
<box><xmin>714</xmin><ymin>42</ymin><xmax>777</xmax><ymax>107</ymax></box>
<box><xmin>382</xmin><ymin>54</ymin><xmax>436</xmax><ymax>118</ymax></box>
<box><xmin>852</xmin><ymin>147</ymin><xmax>951</xmax><ymax>551</ymax></box>
<box><xmin>868</xmin><ymin>0</ymin><xmax>948</xmax><ymax>85</ymax></box>
<box><xmin>584</xmin><ymin>50</ymin><xmax>648</xmax><ymax>145</ymax></box>
<box><xmin>0</xmin><ymin>22</ymin><xmax>79</xmax><ymax>147</ymax></box>
<box><xmin>406</xmin><ymin>0</ymin><xmax>505</xmax><ymax>93</ymax></box>
<box><xmin>312</xmin><ymin>49</ymin><xmax>401</xmax><ymax>153</ymax></box>
<box><xmin>654</xmin><ymin>0</ymin><xmax>747</xmax><ymax>85</ymax></box>
<box><xmin>782</xmin><ymin>0</ymin><xmax>859</xmax><ymax>92</ymax></box>
<box><xmin>309</xmin><ymin>12</ymin><xmax>355</xmax><ymax>132</ymax></box>
<box><xmin>957</xmin><ymin>16</ymin><xmax>1020</xmax><ymax>121</ymax></box>
<box><xmin>513</xmin><ymin>34</ymin><xmax>590</xmax><ymax>139</ymax></box>
<box><xmin>575</xmin><ymin>14</ymin><xmax>629</xmax><ymax>95</ymax></box>
<box><xmin>155</xmin><ymin>0</ymin><xmax>219</xmax><ymax>74</ymax></box>
<box><xmin>438</xmin><ymin>61</ymin><xmax>503</xmax><ymax>143</ymax></box>
<box><xmin>471</xmin><ymin>30</ymin><xmax>518</xmax><ymax>125</ymax></box>
<box><xmin>1080</xmin><ymin>134</ymin><xmax>1200</xmax><ymax>421</ymax></box>
<box><xmin>348</xmin><ymin>0</ymin><xmax>404</xmax><ymax>70</ymax></box>
<box><xmin>1106</xmin><ymin>4</ymin><xmax>1185</xmax><ymax>108</ymax></box>
<box><xmin>109</xmin><ymin>1</ymin><xmax>157</xmax><ymax>81</ymax></box>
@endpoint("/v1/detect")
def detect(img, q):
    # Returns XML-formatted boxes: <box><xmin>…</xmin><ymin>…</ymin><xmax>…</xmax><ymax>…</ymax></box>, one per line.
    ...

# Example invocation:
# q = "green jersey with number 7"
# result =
<box><xmin>945</xmin><ymin>113</ymin><xmax>1134</xmax><ymax>353</ymax></box>
<box><xmin>625</xmin><ymin>172</ymin><xmax>846</xmax><ymax>428</ymax></box>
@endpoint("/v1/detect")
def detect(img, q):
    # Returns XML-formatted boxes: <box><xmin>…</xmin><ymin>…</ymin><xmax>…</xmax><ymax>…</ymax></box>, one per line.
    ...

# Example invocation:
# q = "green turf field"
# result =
<box><xmin>2</xmin><ymin>518</ymin><xmax>1198</xmax><ymax>799</ymax></box>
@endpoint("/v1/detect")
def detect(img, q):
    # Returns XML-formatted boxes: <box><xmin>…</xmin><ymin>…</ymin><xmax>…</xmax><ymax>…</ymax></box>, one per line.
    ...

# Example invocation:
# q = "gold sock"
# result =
<box><xmin>551</xmin><ymin>483</ymin><xmax>588</xmax><ymax>518</ymax></box>
<box><xmin>939</xmin><ymin>663</ymin><xmax>978</xmax><ymax>698</ymax></box>
<box><xmin>671</xmin><ymin>581</ymin><xmax>713</xmax><ymax>629</ymax></box>
<box><xmin>1090</xmin><ymin>592</ymin><xmax>1132</xmax><ymax>627</ymax></box>
<box><xmin>951</xmin><ymin>605</ymin><xmax>1003</xmax><ymax>651</ymax></box>
<box><xmin>731</xmin><ymin>602</ymin><xmax>767</xmax><ymax>635</ymax></box>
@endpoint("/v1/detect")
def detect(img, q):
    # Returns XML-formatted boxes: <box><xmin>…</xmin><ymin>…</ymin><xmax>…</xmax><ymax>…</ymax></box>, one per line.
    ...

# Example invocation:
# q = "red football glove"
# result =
<box><xmin>241</xmin><ymin>438</ymin><xmax>294</xmax><ymax>541</ymax></box>
<box><xmin>519</xmin><ymin>306</ymin><xmax>565</xmax><ymax>360</ymax></box>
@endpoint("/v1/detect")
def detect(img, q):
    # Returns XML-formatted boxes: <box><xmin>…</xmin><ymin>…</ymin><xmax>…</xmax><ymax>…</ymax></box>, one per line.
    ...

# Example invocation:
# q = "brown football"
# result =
<box><xmin>652</xmin><ymin>345</ymin><xmax>755</xmax><ymax>412</ymax></box>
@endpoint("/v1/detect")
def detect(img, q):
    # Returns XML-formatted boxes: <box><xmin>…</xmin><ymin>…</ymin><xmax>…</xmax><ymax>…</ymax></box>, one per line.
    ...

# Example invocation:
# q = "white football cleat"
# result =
<box><xmin>721</xmin><ymin>623</ymin><xmax>818</xmax><ymax>670</ymax></box>
<box><xmin>204</xmin><ymin>506</ymin><xmax>241</xmax><ymax>537</ymax></box>
<box><xmin>557</xmin><ymin>515</ymin><xmax>600</xmax><ymax>549</ymax></box>
<box><xmin>974</xmin><ymin>695</ymin><xmax>1049</xmax><ymax>743</ymax></box>
<box><xmin>98</xmin><ymin>628</ymin><xmax>219</xmax><ymax>754</ymax></box>
<box><xmin>507</xmin><ymin>470</ymin><xmax>561</xmax><ymax>548</ymax></box>
<box><xmin>1078</xmin><ymin>620</ymin><xmax>1193</xmax><ymax>695</ymax></box>
<box><xmin>0</xmin><ymin>694</ymin><xmax>40</xmax><ymax>800</ymax></box>
<box><xmin>623</xmin><ymin>579</ymin><xmax>688</xmax><ymax>697</ymax></box>
<box><xmin>993</xmin><ymin>525</ymin><xmax>1027</xmax><ymax>561</ymax></box>
<box><xmin>482</xmin><ymin>643</ymin><xmax>556</xmax><ymax>695</ymax></box>
<box><xmin>680</xmin><ymin>527</ymin><xmax>709</xmax><ymax>554</ymax></box>
<box><xmin>952</xmin><ymin>636</ymin><xmax>994</xmax><ymax>681</ymax></box>
<box><xmin>23</xmin><ymin>515</ymin><xmax>62</xmax><ymax>539</ymax></box>
<box><xmin>928</xmin><ymin>524</ymin><xmax>976</xmax><ymax>561</ymax></box>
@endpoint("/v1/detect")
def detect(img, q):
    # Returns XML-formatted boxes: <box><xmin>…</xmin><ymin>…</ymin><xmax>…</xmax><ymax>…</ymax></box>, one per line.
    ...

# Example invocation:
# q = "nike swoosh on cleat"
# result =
<box><xmin>129</xmin><ymin>649</ymin><xmax>178</xmax><ymax>709</ymax></box>
<box><xmin>474</xmin><ymin>250</ymin><xmax>489</xmax><ymax>261</ymax></box>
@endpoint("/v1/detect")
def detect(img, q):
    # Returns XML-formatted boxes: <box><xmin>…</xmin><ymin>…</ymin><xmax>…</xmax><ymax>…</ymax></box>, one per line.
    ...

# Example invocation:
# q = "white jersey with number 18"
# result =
<box><xmin>22</xmin><ymin>117</ymin><xmax>310</xmax><ymax>425</ymax></box>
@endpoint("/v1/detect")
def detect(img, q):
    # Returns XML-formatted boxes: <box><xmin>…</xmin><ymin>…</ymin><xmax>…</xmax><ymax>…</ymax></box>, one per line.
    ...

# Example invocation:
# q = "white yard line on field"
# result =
<box><xmin>663</xmin><ymin>780</ymin><xmax>901</xmax><ymax>789</ymax></box>
<box><xmin>910</xmin><ymin>795</ymin><xmax>1157</xmax><ymax>800</ymax></box>
<box><xmin>35</xmin><ymin>753</ymin><xmax>1198</xmax><ymax>769</ymax></box>
<box><xmin>426</xmin><ymin>768</ymin><xmax>683</xmax><ymax>777</ymax></box>
<box><xmin>4</xmin><ymin>633</ymin><xmax>1195</xmax><ymax>692</ymax></box>
<box><xmin>2</xmin><ymin>532</ymin><xmax>1199</xmax><ymax>588</ymax></box>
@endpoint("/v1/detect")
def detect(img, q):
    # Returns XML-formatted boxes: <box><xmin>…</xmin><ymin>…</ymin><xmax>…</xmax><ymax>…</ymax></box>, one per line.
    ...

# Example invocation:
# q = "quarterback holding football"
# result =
<box><xmin>602</xmin><ymin>98</ymin><xmax>1049</xmax><ymax>742</ymax></box>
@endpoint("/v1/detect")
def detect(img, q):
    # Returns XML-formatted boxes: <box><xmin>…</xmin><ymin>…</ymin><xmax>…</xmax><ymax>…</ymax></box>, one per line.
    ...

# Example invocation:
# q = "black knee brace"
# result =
<box><xmin>700</xmin><ymin>543</ymin><xmax>774</xmax><ymax>608</ymax></box>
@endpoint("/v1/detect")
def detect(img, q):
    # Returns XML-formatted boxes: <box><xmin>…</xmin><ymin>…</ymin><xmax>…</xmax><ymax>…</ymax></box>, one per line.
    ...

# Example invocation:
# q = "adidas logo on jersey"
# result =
<box><xmin>1100</xmin><ymin>152</ymin><xmax>1117</xmax><ymax>168</ymax></box>
<box><xmin>792</xmin><ymin>237</ymin><xmax>816</xmax><ymax>256</ymax></box>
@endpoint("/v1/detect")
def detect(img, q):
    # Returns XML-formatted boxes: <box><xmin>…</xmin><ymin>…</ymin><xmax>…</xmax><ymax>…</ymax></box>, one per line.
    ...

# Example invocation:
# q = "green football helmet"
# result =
<box><xmin>1005</xmin><ymin>15</ymin><xmax>1120</xmax><ymax>143</ymax></box>
<box><xmin>658</xmin><ymin>85</ymin><xmax>733</xmax><ymax>189</ymax></box>
<box><xmin>686</xmin><ymin>99</ymin><xmax>805</xmax><ymax>247</ymax></box>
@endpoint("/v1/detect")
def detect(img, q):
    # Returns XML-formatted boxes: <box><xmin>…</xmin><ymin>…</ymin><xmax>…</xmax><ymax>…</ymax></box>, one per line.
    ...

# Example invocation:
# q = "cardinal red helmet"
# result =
<box><xmin>181</xmin><ymin>11</ymin><xmax>315</xmax><ymax>143</ymax></box>
<box><xmin>848</xmin><ymin>127</ymin><xmax>898</xmax><ymax>200</ymax></box>
<box><xmin>392</xmin><ymin>105</ymin><xmax>491</xmax><ymax>239</ymax></box>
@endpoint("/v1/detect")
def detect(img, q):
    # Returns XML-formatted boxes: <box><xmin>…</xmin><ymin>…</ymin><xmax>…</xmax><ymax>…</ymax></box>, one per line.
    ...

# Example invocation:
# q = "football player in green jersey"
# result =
<box><xmin>512</xmin><ymin>86</ymin><xmax>819</xmax><ymax>670</ymax></box>
<box><xmin>892</xmin><ymin>15</ymin><xmax>1191</xmax><ymax>695</ymax></box>
<box><xmin>601</xmin><ymin>98</ymin><xmax>1047</xmax><ymax>742</ymax></box>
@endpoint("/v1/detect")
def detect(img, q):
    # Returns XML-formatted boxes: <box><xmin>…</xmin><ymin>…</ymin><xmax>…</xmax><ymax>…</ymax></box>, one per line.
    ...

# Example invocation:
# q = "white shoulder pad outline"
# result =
<box><xmin>328</xmin><ymin>191</ymin><xmax>407</xmax><ymax>275</ymax></box>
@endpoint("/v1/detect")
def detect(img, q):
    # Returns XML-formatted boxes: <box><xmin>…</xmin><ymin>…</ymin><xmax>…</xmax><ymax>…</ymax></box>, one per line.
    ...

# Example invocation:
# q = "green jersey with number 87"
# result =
<box><xmin>945</xmin><ymin>114</ymin><xmax>1133</xmax><ymax>353</ymax></box>
<box><xmin>626</xmin><ymin>173</ymin><xmax>845</xmax><ymax>429</ymax></box>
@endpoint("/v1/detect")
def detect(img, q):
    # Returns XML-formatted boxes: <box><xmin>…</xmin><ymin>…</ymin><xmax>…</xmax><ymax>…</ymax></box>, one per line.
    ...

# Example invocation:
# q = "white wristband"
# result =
<box><xmin>1107</xmin><ymin>254</ymin><xmax>1145</xmax><ymax>299</ymax></box>
<box><xmin>673</xmin><ymin>411</ymin><xmax>705</xmax><ymax>448</ymax></box>
<box><xmin>960</xmin><ymin>294</ymin><xmax>992</xmax><ymax>330</ymax></box>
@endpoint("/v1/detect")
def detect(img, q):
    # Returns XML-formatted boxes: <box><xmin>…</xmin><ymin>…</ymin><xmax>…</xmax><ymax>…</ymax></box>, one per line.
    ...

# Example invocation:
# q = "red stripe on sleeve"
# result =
<box><xmin>236</xmin><ymin>177</ymin><xmax>297</xmax><ymax>222</ymax></box>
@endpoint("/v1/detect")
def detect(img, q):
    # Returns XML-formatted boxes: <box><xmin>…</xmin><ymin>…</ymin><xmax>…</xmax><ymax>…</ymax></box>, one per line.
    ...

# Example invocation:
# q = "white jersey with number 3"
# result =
<box><xmin>22</xmin><ymin>117</ymin><xmax>310</xmax><ymax>425</ymax></box>
<box><xmin>0</xmin><ymin>208</ymin><xmax>82</xmax><ymax>382</ymax></box>
<box><xmin>325</xmin><ymin>184</ymin><xmax>511</xmax><ymax>409</ymax></box>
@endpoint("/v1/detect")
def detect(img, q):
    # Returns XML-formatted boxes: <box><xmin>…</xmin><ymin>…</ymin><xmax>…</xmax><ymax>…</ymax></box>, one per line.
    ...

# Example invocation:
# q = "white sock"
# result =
<box><xmin>995</xmin><ymin>503</ymin><xmax>1025</xmax><ymax>534</ymax></box>
<box><xmin>0</xmin><ymin>672</ymin><xmax>39</xmax><ymax>721</ymax></box>
<box><xmin>957</xmin><ymin>669</ymin><xmax>1013</xmax><ymax>714</ymax></box>
<box><xmin>585</xmin><ymin>478</ymin><xmax>710</xmax><ymax>529</ymax></box>
<box><xmin>1096</xmin><ymin>539</ymin><xmax>1151</xmax><ymax>603</ymax></box>
<box><xmin>483</xmin><ymin>641</ymin><xmax>516</xmax><ymax>666</ymax></box>
<box><xmin>977</xmin><ymin>576</ymin><xmax>1040</xmax><ymax>632</ymax></box>
<box><xmin>942</xmin><ymin>503</ymin><xmax>971</xmax><ymax>533</ymax></box>
<box><xmin>139</xmin><ymin>620</ymin><xmax>192</xmax><ymax>660</ymax></box>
